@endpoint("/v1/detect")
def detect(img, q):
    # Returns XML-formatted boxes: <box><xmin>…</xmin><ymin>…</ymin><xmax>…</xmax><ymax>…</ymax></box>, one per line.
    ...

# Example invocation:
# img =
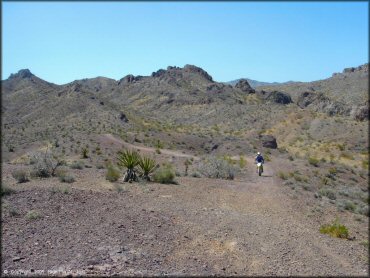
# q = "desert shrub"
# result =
<box><xmin>153</xmin><ymin>164</ymin><xmax>176</xmax><ymax>184</ymax></box>
<box><xmin>26</xmin><ymin>210</ymin><xmax>41</xmax><ymax>220</ymax></box>
<box><xmin>55</xmin><ymin>166</ymin><xmax>68</xmax><ymax>178</ymax></box>
<box><xmin>96</xmin><ymin>163</ymin><xmax>105</xmax><ymax>169</ymax></box>
<box><xmin>81</xmin><ymin>146</ymin><xmax>89</xmax><ymax>159</ymax></box>
<box><xmin>198</xmin><ymin>156</ymin><xmax>238</xmax><ymax>180</ymax></box>
<box><xmin>318</xmin><ymin>188</ymin><xmax>336</xmax><ymax>200</ymax></box>
<box><xmin>308</xmin><ymin>157</ymin><xmax>319</xmax><ymax>167</ymax></box>
<box><xmin>184</xmin><ymin>159</ymin><xmax>192</xmax><ymax>176</ymax></box>
<box><xmin>138</xmin><ymin>156</ymin><xmax>158</xmax><ymax>181</ymax></box>
<box><xmin>339</xmin><ymin>200</ymin><xmax>357</xmax><ymax>212</ymax></box>
<box><xmin>277</xmin><ymin>171</ymin><xmax>289</xmax><ymax>180</ymax></box>
<box><xmin>1</xmin><ymin>184</ymin><xmax>15</xmax><ymax>196</ymax></box>
<box><xmin>70</xmin><ymin>161</ymin><xmax>84</xmax><ymax>170</ymax></box>
<box><xmin>154</xmin><ymin>140</ymin><xmax>164</xmax><ymax>149</ymax></box>
<box><xmin>239</xmin><ymin>155</ymin><xmax>246</xmax><ymax>168</ymax></box>
<box><xmin>337</xmin><ymin>144</ymin><xmax>345</xmax><ymax>151</ymax></box>
<box><xmin>319</xmin><ymin>219</ymin><xmax>349</xmax><ymax>239</ymax></box>
<box><xmin>355</xmin><ymin>204</ymin><xmax>369</xmax><ymax>216</ymax></box>
<box><xmin>11</xmin><ymin>169</ymin><xmax>30</xmax><ymax>183</ymax></box>
<box><xmin>340</xmin><ymin>152</ymin><xmax>354</xmax><ymax>160</ymax></box>
<box><xmin>191</xmin><ymin>172</ymin><xmax>201</xmax><ymax>178</ymax></box>
<box><xmin>113</xmin><ymin>183</ymin><xmax>124</xmax><ymax>193</ymax></box>
<box><xmin>59</xmin><ymin>174</ymin><xmax>75</xmax><ymax>183</ymax></box>
<box><xmin>30</xmin><ymin>149</ymin><xmax>64</xmax><ymax>177</ymax></box>
<box><xmin>362</xmin><ymin>159</ymin><xmax>368</xmax><ymax>169</ymax></box>
<box><xmin>106</xmin><ymin>163</ymin><xmax>121</xmax><ymax>182</ymax></box>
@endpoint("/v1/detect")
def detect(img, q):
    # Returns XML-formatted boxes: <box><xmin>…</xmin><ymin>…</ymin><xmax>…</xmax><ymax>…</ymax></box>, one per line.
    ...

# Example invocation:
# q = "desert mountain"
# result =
<box><xmin>2</xmin><ymin>63</ymin><xmax>368</xmax><ymax>163</ymax></box>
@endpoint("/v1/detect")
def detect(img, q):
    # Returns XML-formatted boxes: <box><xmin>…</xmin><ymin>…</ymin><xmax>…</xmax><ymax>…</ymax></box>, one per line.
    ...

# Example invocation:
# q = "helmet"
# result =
<box><xmin>257</xmin><ymin>152</ymin><xmax>261</xmax><ymax>155</ymax></box>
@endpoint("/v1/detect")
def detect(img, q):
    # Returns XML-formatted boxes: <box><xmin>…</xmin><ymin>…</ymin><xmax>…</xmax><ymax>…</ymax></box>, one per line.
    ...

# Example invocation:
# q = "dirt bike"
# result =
<box><xmin>256</xmin><ymin>162</ymin><xmax>263</xmax><ymax>176</ymax></box>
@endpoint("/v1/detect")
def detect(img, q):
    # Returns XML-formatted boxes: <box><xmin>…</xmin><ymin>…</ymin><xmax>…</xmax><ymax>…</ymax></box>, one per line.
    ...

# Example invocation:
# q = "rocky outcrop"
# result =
<box><xmin>297</xmin><ymin>91</ymin><xmax>351</xmax><ymax>116</ymax></box>
<box><xmin>235</xmin><ymin>79</ymin><xmax>255</xmax><ymax>94</ymax></box>
<box><xmin>206</xmin><ymin>83</ymin><xmax>225</xmax><ymax>94</ymax></box>
<box><xmin>257</xmin><ymin>90</ymin><xmax>292</xmax><ymax>104</ymax></box>
<box><xmin>9</xmin><ymin>69</ymin><xmax>33</xmax><ymax>79</ymax></box>
<box><xmin>343</xmin><ymin>63</ymin><xmax>368</xmax><ymax>73</ymax></box>
<box><xmin>259</xmin><ymin>134</ymin><xmax>278</xmax><ymax>149</ymax></box>
<box><xmin>184</xmin><ymin>65</ymin><xmax>213</xmax><ymax>82</ymax></box>
<box><xmin>118</xmin><ymin>75</ymin><xmax>143</xmax><ymax>85</ymax></box>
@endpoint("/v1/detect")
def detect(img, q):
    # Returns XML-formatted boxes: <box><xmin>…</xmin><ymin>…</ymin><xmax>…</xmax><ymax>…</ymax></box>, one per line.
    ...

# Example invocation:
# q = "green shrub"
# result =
<box><xmin>1</xmin><ymin>184</ymin><xmax>15</xmax><ymax>196</ymax></box>
<box><xmin>26</xmin><ymin>210</ymin><xmax>41</xmax><ymax>220</ymax></box>
<box><xmin>318</xmin><ymin>188</ymin><xmax>336</xmax><ymax>200</ymax></box>
<box><xmin>308</xmin><ymin>157</ymin><xmax>319</xmax><ymax>167</ymax></box>
<box><xmin>344</xmin><ymin>200</ymin><xmax>356</xmax><ymax>212</ymax></box>
<box><xmin>153</xmin><ymin>164</ymin><xmax>176</xmax><ymax>184</ymax></box>
<box><xmin>277</xmin><ymin>171</ymin><xmax>289</xmax><ymax>180</ymax></box>
<box><xmin>11</xmin><ymin>169</ymin><xmax>30</xmax><ymax>183</ymax></box>
<box><xmin>106</xmin><ymin>163</ymin><xmax>121</xmax><ymax>182</ymax></box>
<box><xmin>184</xmin><ymin>159</ymin><xmax>192</xmax><ymax>176</ymax></box>
<box><xmin>191</xmin><ymin>172</ymin><xmax>201</xmax><ymax>178</ymax></box>
<box><xmin>59</xmin><ymin>174</ymin><xmax>75</xmax><ymax>183</ymax></box>
<box><xmin>239</xmin><ymin>155</ymin><xmax>246</xmax><ymax>168</ymax></box>
<box><xmin>70</xmin><ymin>161</ymin><xmax>84</xmax><ymax>170</ymax></box>
<box><xmin>320</xmin><ymin>219</ymin><xmax>349</xmax><ymax>239</ymax></box>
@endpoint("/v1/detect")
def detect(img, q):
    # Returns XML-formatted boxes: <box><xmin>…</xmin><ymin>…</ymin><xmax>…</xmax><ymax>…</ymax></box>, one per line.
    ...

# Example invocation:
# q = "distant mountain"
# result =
<box><xmin>225</xmin><ymin>78</ymin><xmax>295</xmax><ymax>88</ymax></box>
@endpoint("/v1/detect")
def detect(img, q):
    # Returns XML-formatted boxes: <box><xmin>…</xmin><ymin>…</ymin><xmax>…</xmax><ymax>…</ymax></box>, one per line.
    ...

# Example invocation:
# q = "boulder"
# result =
<box><xmin>119</xmin><ymin>112</ymin><xmax>128</xmax><ymax>123</ymax></box>
<box><xmin>259</xmin><ymin>134</ymin><xmax>278</xmax><ymax>149</ymax></box>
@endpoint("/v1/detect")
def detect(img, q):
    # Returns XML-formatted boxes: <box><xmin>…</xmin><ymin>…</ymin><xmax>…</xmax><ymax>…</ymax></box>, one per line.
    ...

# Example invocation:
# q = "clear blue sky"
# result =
<box><xmin>2</xmin><ymin>1</ymin><xmax>368</xmax><ymax>84</ymax></box>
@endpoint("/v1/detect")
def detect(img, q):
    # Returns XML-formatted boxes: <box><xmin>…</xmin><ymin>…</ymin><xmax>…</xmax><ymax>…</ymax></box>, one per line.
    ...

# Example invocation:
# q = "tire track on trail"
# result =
<box><xmin>219</xmin><ymin>157</ymin><xmax>367</xmax><ymax>275</ymax></box>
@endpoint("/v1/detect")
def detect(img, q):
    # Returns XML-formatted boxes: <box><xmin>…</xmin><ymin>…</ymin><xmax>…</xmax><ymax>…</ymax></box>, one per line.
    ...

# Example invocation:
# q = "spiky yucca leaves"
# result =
<box><xmin>117</xmin><ymin>149</ymin><xmax>140</xmax><ymax>182</ymax></box>
<box><xmin>138</xmin><ymin>156</ymin><xmax>158</xmax><ymax>181</ymax></box>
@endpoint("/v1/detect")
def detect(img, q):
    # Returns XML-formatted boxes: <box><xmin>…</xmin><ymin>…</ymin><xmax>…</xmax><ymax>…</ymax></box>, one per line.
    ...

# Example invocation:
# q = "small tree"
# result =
<box><xmin>117</xmin><ymin>149</ymin><xmax>140</xmax><ymax>182</ymax></box>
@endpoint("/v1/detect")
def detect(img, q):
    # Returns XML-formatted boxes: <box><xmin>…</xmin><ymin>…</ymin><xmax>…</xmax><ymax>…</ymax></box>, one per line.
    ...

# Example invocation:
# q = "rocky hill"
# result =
<box><xmin>2</xmin><ymin>63</ymin><xmax>368</xmax><ymax>161</ymax></box>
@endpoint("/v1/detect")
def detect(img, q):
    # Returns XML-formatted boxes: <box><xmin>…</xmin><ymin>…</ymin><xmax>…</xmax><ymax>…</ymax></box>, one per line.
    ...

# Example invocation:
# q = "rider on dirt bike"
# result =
<box><xmin>255</xmin><ymin>152</ymin><xmax>265</xmax><ymax>174</ymax></box>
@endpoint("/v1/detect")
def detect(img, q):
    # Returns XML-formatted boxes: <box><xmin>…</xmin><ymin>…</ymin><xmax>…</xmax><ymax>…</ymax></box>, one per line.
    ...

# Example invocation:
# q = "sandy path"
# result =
<box><xmin>102</xmin><ymin>133</ymin><xmax>199</xmax><ymax>160</ymax></box>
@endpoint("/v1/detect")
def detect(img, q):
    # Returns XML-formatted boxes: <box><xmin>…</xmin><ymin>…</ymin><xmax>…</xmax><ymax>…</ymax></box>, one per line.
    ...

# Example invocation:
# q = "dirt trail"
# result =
<box><xmin>101</xmin><ymin>134</ymin><xmax>199</xmax><ymax>160</ymax></box>
<box><xmin>1</xmin><ymin>154</ymin><xmax>368</xmax><ymax>276</ymax></box>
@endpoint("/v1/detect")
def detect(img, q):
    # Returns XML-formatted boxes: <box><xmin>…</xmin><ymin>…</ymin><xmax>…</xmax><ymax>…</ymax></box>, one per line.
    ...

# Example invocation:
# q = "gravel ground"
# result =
<box><xmin>1</xmin><ymin>158</ymin><xmax>368</xmax><ymax>276</ymax></box>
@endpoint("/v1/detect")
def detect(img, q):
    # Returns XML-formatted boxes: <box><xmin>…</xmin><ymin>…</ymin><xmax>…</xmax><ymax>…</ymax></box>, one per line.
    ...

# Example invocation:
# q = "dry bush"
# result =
<box><xmin>198</xmin><ymin>156</ymin><xmax>238</xmax><ymax>180</ymax></box>
<box><xmin>30</xmin><ymin>149</ymin><xmax>64</xmax><ymax>178</ymax></box>
<box><xmin>11</xmin><ymin>169</ymin><xmax>30</xmax><ymax>183</ymax></box>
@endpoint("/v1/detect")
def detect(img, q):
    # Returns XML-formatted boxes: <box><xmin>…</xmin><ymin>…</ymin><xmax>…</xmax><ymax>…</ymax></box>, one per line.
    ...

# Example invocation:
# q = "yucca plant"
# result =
<box><xmin>138</xmin><ymin>156</ymin><xmax>158</xmax><ymax>181</ymax></box>
<box><xmin>117</xmin><ymin>149</ymin><xmax>140</xmax><ymax>182</ymax></box>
